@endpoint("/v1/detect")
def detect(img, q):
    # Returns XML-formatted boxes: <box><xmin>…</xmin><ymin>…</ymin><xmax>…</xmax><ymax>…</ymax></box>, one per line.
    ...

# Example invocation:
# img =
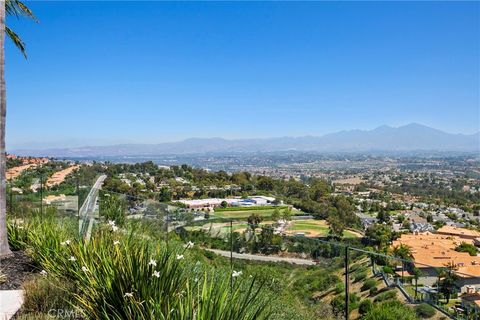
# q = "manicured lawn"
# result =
<box><xmin>214</xmin><ymin>207</ymin><xmax>304</xmax><ymax>219</ymax></box>
<box><xmin>290</xmin><ymin>221</ymin><xmax>329</xmax><ymax>233</ymax></box>
<box><xmin>288</xmin><ymin>220</ymin><xmax>360</xmax><ymax>238</ymax></box>
<box><xmin>214</xmin><ymin>209</ymin><xmax>278</xmax><ymax>218</ymax></box>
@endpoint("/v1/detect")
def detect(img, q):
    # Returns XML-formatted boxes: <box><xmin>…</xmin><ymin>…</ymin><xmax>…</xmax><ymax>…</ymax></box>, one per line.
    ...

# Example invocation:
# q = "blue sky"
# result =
<box><xmin>5</xmin><ymin>1</ymin><xmax>479</xmax><ymax>149</ymax></box>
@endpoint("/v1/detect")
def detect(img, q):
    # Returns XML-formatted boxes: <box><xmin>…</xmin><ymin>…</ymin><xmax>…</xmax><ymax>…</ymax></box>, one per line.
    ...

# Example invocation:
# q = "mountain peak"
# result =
<box><xmin>9</xmin><ymin>123</ymin><xmax>479</xmax><ymax>157</ymax></box>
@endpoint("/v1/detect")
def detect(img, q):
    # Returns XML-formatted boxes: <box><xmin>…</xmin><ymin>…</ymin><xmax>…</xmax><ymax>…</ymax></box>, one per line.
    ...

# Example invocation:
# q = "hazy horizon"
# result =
<box><xmin>7</xmin><ymin>122</ymin><xmax>479</xmax><ymax>150</ymax></box>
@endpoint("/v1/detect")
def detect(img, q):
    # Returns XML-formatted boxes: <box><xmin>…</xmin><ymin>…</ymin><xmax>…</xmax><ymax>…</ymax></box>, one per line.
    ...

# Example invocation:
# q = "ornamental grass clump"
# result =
<box><xmin>8</xmin><ymin>214</ymin><xmax>273</xmax><ymax>320</ymax></box>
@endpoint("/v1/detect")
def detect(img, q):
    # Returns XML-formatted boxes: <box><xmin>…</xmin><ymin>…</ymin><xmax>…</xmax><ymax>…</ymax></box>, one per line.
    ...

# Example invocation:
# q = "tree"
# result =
<box><xmin>271</xmin><ymin>207</ymin><xmax>280</xmax><ymax>222</ymax></box>
<box><xmin>0</xmin><ymin>0</ymin><xmax>36</xmax><ymax>258</ymax></box>
<box><xmin>282</xmin><ymin>206</ymin><xmax>292</xmax><ymax>221</ymax></box>
<box><xmin>327</xmin><ymin>214</ymin><xmax>345</xmax><ymax>238</ymax></box>
<box><xmin>365</xmin><ymin>223</ymin><xmax>394</xmax><ymax>249</ymax></box>
<box><xmin>157</xmin><ymin>186</ymin><xmax>172</xmax><ymax>202</ymax></box>
<box><xmin>247</xmin><ymin>213</ymin><xmax>262</xmax><ymax>232</ymax></box>
<box><xmin>412</xmin><ymin>268</ymin><xmax>422</xmax><ymax>301</ymax></box>
<box><xmin>377</xmin><ymin>209</ymin><xmax>390</xmax><ymax>224</ymax></box>
<box><xmin>438</xmin><ymin>269</ymin><xmax>459</xmax><ymax>304</ymax></box>
<box><xmin>392</xmin><ymin>244</ymin><xmax>413</xmax><ymax>282</ymax></box>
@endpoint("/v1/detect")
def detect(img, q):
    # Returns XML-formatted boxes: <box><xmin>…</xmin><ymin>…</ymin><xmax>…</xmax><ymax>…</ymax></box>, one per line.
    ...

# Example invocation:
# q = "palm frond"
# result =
<box><xmin>6</xmin><ymin>0</ymin><xmax>37</xmax><ymax>21</ymax></box>
<box><xmin>5</xmin><ymin>26</ymin><xmax>26</xmax><ymax>58</ymax></box>
<box><xmin>4</xmin><ymin>0</ymin><xmax>37</xmax><ymax>58</ymax></box>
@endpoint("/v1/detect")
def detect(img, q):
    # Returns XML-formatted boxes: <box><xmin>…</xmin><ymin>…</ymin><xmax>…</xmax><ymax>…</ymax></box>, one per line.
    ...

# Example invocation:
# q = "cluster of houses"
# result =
<box><xmin>393</xmin><ymin>226</ymin><xmax>480</xmax><ymax>315</ymax></box>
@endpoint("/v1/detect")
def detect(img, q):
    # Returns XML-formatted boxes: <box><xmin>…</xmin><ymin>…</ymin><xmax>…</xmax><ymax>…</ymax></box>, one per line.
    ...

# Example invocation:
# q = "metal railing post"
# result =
<box><xmin>39</xmin><ymin>173</ymin><xmax>43</xmax><ymax>214</ymax></box>
<box><xmin>8</xmin><ymin>178</ymin><xmax>12</xmax><ymax>215</ymax></box>
<box><xmin>230</xmin><ymin>219</ymin><xmax>233</xmax><ymax>292</ymax></box>
<box><xmin>76</xmin><ymin>172</ymin><xmax>80</xmax><ymax>219</ymax></box>
<box><xmin>345</xmin><ymin>245</ymin><xmax>349</xmax><ymax>320</ymax></box>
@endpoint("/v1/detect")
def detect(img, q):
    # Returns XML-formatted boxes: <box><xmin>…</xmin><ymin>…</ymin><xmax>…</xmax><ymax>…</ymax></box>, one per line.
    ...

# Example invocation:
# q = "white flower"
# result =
<box><xmin>153</xmin><ymin>270</ymin><xmax>160</xmax><ymax>278</ymax></box>
<box><xmin>81</xmin><ymin>266</ymin><xmax>89</xmax><ymax>273</ymax></box>
<box><xmin>69</xmin><ymin>256</ymin><xmax>76</xmax><ymax>261</ymax></box>
<box><xmin>148</xmin><ymin>259</ymin><xmax>157</xmax><ymax>267</ymax></box>
<box><xmin>232</xmin><ymin>270</ymin><xmax>242</xmax><ymax>278</ymax></box>
<box><xmin>124</xmin><ymin>292</ymin><xmax>134</xmax><ymax>298</ymax></box>
<box><xmin>40</xmin><ymin>270</ymin><xmax>47</xmax><ymax>276</ymax></box>
<box><xmin>183</xmin><ymin>241</ymin><xmax>194</xmax><ymax>249</ymax></box>
<box><xmin>113</xmin><ymin>240</ymin><xmax>120</xmax><ymax>245</ymax></box>
<box><xmin>60</xmin><ymin>239</ymin><xmax>71</xmax><ymax>246</ymax></box>
<box><xmin>112</xmin><ymin>225</ymin><xmax>119</xmax><ymax>232</ymax></box>
<box><xmin>176</xmin><ymin>254</ymin><xmax>184</xmax><ymax>260</ymax></box>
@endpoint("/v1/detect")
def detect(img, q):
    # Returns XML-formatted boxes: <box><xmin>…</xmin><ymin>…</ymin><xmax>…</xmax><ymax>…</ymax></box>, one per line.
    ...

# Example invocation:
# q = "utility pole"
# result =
<box><xmin>345</xmin><ymin>246</ymin><xmax>349</xmax><ymax>320</ymax></box>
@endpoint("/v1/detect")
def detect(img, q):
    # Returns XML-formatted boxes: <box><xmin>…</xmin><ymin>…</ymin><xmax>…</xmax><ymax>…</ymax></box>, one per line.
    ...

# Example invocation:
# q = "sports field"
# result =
<box><xmin>214</xmin><ymin>206</ymin><xmax>303</xmax><ymax>219</ymax></box>
<box><xmin>186</xmin><ymin>218</ymin><xmax>361</xmax><ymax>238</ymax></box>
<box><xmin>286</xmin><ymin>220</ymin><xmax>360</xmax><ymax>238</ymax></box>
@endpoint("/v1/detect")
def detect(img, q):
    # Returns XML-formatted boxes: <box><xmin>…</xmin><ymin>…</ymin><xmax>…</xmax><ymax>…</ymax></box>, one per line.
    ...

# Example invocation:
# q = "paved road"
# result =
<box><xmin>79</xmin><ymin>175</ymin><xmax>107</xmax><ymax>216</ymax></box>
<box><xmin>205</xmin><ymin>248</ymin><xmax>316</xmax><ymax>266</ymax></box>
<box><xmin>79</xmin><ymin>175</ymin><xmax>107</xmax><ymax>237</ymax></box>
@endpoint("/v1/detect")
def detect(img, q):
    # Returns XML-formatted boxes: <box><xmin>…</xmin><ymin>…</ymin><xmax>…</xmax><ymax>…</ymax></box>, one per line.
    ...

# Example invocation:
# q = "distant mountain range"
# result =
<box><xmin>10</xmin><ymin>123</ymin><xmax>480</xmax><ymax>157</ymax></box>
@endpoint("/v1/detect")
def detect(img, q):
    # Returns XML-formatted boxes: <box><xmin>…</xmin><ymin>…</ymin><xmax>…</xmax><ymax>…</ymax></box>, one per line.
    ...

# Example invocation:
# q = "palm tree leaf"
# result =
<box><xmin>5</xmin><ymin>26</ymin><xmax>26</xmax><ymax>58</ymax></box>
<box><xmin>6</xmin><ymin>0</ymin><xmax>37</xmax><ymax>21</ymax></box>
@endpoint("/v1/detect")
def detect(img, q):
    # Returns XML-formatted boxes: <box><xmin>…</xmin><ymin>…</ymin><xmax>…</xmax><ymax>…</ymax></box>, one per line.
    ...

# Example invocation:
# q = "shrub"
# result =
<box><xmin>359</xmin><ymin>299</ymin><xmax>373</xmax><ymax>315</ymax></box>
<box><xmin>361</xmin><ymin>279</ymin><xmax>377</xmax><ymax>291</ymax></box>
<box><xmin>415</xmin><ymin>303</ymin><xmax>436</xmax><ymax>318</ymax></box>
<box><xmin>331</xmin><ymin>293</ymin><xmax>360</xmax><ymax>316</ymax></box>
<box><xmin>455</xmin><ymin>242</ymin><xmax>478</xmax><ymax>256</ymax></box>
<box><xmin>21</xmin><ymin>276</ymin><xmax>74</xmax><ymax>314</ymax></box>
<box><xmin>374</xmin><ymin>290</ymin><xmax>397</xmax><ymax>302</ymax></box>
<box><xmin>363</xmin><ymin>300</ymin><xmax>416</xmax><ymax>320</ymax></box>
<box><xmin>334</xmin><ymin>282</ymin><xmax>344</xmax><ymax>294</ymax></box>
<box><xmin>10</xmin><ymin>217</ymin><xmax>273</xmax><ymax>320</ymax></box>
<box><xmin>382</xmin><ymin>265</ymin><xmax>394</xmax><ymax>274</ymax></box>
<box><xmin>354</xmin><ymin>270</ymin><xmax>368</xmax><ymax>282</ymax></box>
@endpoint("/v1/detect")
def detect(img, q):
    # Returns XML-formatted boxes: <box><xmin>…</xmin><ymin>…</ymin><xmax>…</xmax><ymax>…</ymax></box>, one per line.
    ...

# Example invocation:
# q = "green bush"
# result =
<box><xmin>363</xmin><ymin>300</ymin><xmax>416</xmax><ymax>320</ymax></box>
<box><xmin>359</xmin><ymin>299</ymin><xmax>373</xmax><ymax>315</ymax></box>
<box><xmin>334</xmin><ymin>282</ymin><xmax>345</xmax><ymax>294</ymax></box>
<box><xmin>415</xmin><ymin>303</ymin><xmax>436</xmax><ymax>318</ymax></box>
<box><xmin>330</xmin><ymin>293</ymin><xmax>359</xmax><ymax>317</ymax></box>
<box><xmin>455</xmin><ymin>242</ymin><xmax>478</xmax><ymax>256</ymax></box>
<box><xmin>374</xmin><ymin>290</ymin><xmax>397</xmax><ymax>302</ymax></box>
<box><xmin>354</xmin><ymin>270</ymin><xmax>368</xmax><ymax>282</ymax></box>
<box><xmin>361</xmin><ymin>279</ymin><xmax>377</xmax><ymax>291</ymax></box>
<box><xmin>382</xmin><ymin>265</ymin><xmax>394</xmax><ymax>274</ymax></box>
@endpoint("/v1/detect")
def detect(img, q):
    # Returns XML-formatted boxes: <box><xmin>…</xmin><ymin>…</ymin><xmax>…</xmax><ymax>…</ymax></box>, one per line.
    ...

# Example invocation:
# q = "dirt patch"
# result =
<box><xmin>0</xmin><ymin>251</ymin><xmax>37</xmax><ymax>290</ymax></box>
